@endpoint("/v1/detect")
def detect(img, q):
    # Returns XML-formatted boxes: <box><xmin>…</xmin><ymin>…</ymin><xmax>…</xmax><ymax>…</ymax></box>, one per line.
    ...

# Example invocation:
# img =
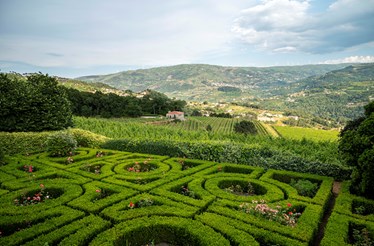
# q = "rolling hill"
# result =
<box><xmin>77</xmin><ymin>63</ymin><xmax>374</xmax><ymax>125</ymax></box>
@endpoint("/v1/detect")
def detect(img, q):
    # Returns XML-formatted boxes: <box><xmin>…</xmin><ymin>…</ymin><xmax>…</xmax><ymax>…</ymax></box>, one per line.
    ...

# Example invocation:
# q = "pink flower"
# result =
<box><xmin>27</xmin><ymin>197</ymin><xmax>31</xmax><ymax>200</ymax></box>
<box><xmin>95</xmin><ymin>189</ymin><xmax>101</xmax><ymax>193</ymax></box>
<box><xmin>40</xmin><ymin>184</ymin><xmax>45</xmax><ymax>188</ymax></box>
<box><xmin>287</xmin><ymin>203</ymin><xmax>292</xmax><ymax>207</ymax></box>
<box><xmin>28</xmin><ymin>165</ymin><xmax>33</xmax><ymax>173</ymax></box>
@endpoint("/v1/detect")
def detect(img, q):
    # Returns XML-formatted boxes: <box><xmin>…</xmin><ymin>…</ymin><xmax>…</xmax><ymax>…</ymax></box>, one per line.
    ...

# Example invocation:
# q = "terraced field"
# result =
<box><xmin>0</xmin><ymin>148</ymin><xmax>372</xmax><ymax>245</ymax></box>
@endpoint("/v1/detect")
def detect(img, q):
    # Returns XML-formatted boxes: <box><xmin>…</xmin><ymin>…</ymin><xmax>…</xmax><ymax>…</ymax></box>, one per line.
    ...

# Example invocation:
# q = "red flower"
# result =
<box><xmin>287</xmin><ymin>203</ymin><xmax>292</xmax><ymax>207</ymax></box>
<box><xmin>28</xmin><ymin>165</ymin><xmax>33</xmax><ymax>173</ymax></box>
<box><xmin>95</xmin><ymin>189</ymin><xmax>101</xmax><ymax>193</ymax></box>
<box><xmin>288</xmin><ymin>211</ymin><xmax>293</xmax><ymax>215</ymax></box>
<box><xmin>40</xmin><ymin>184</ymin><xmax>45</xmax><ymax>188</ymax></box>
<box><xmin>129</xmin><ymin>201</ymin><xmax>135</xmax><ymax>209</ymax></box>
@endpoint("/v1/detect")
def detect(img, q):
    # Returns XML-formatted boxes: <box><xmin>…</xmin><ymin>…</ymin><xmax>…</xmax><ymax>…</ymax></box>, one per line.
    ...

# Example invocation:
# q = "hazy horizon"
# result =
<box><xmin>1</xmin><ymin>0</ymin><xmax>374</xmax><ymax>78</ymax></box>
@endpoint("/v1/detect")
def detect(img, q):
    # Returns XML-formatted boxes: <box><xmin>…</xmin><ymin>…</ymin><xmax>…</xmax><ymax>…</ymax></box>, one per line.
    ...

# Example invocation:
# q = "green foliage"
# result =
<box><xmin>339</xmin><ymin>101</ymin><xmax>374</xmax><ymax>199</ymax></box>
<box><xmin>0</xmin><ymin>129</ymin><xmax>108</xmax><ymax>155</ymax></box>
<box><xmin>274</xmin><ymin>126</ymin><xmax>339</xmax><ymax>142</ymax></box>
<box><xmin>45</xmin><ymin>132</ymin><xmax>77</xmax><ymax>157</ymax></box>
<box><xmin>0</xmin><ymin>73</ymin><xmax>73</xmax><ymax>132</ymax></box>
<box><xmin>290</xmin><ymin>179</ymin><xmax>319</xmax><ymax>198</ymax></box>
<box><xmin>64</xmin><ymin>87</ymin><xmax>186</xmax><ymax>117</ymax></box>
<box><xmin>234</xmin><ymin>120</ymin><xmax>258</xmax><ymax>135</ymax></box>
<box><xmin>206</xmin><ymin>124</ymin><xmax>213</xmax><ymax>132</ymax></box>
<box><xmin>0</xmin><ymin>147</ymin><xmax>4</xmax><ymax>165</ymax></box>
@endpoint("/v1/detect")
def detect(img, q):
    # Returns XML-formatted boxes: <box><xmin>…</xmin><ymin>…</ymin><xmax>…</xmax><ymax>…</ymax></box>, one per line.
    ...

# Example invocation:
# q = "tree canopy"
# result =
<box><xmin>0</xmin><ymin>73</ymin><xmax>73</xmax><ymax>132</ymax></box>
<box><xmin>339</xmin><ymin>101</ymin><xmax>374</xmax><ymax>199</ymax></box>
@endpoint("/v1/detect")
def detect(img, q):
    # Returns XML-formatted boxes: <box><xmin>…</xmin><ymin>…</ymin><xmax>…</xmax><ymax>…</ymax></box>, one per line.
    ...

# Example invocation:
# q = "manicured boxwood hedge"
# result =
<box><xmin>0</xmin><ymin>147</ymin><xmax>366</xmax><ymax>245</ymax></box>
<box><xmin>102</xmin><ymin>138</ymin><xmax>351</xmax><ymax>180</ymax></box>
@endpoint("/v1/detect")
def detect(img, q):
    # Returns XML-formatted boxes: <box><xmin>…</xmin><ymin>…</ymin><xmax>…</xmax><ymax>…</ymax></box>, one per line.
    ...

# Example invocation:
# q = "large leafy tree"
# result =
<box><xmin>0</xmin><ymin>73</ymin><xmax>73</xmax><ymax>132</ymax></box>
<box><xmin>339</xmin><ymin>101</ymin><xmax>374</xmax><ymax>199</ymax></box>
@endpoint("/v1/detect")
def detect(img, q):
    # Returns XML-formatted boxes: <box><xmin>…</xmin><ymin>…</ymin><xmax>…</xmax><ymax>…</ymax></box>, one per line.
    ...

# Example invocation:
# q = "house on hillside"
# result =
<box><xmin>166</xmin><ymin>111</ymin><xmax>185</xmax><ymax>120</ymax></box>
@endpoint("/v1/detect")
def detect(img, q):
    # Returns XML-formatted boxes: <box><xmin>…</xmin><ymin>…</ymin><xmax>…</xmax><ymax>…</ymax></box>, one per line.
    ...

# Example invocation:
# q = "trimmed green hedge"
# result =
<box><xmin>207</xmin><ymin>199</ymin><xmax>324</xmax><ymax>243</ymax></box>
<box><xmin>0</xmin><ymin>206</ymin><xmax>84</xmax><ymax>246</ymax></box>
<box><xmin>259</xmin><ymin>169</ymin><xmax>334</xmax><ymax>206</ymax></box>
<box><xmin>321</xmin><ymin>212</ymin><xmax>374</xmax><ymax>246</ymax></box>
<box><xmin>23</xmin><ymin>215</ymin><xmax>111</xmax><ymax>246</ymax></box>
<box><xmin>102</xmin><ymin>138</ymin><xmax>351</xmax><ymax>179</ymax></box>
<box><xmin>334</xmin><ymin>181</ymin><xmax>374</xmax><ymax>221</ymax></box>
<box><xmin>0</xmin><ymin>129</ymin><xmax>108</xmax><ymax>155</ymax></box>
<box><xmin>100</xmin><ymin>193</ymin><xmax>198</xmax><ymax>222</ymax></box>
<box><xmin>197</xmin><ymin>212</ymin><xmax>305</xmax><ymax>246</ymax></box>
<box><xmin>90</xmin><ymin>216</ymin><xmax>231</xmax><ymax>245</ymax></box>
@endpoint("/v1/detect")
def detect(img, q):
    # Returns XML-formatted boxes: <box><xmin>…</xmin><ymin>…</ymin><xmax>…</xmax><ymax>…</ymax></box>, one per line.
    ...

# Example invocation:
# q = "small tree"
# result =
<box><xmin>206</xmin><ymin>124</ymin><xmax>213</xmax><ymax>132</ymax></box>
<box><xmin>339</xmin><ymin>101</ymin><xmax>374</xmax><ymax>199</ymax></box>
<box><xmin>234</xmin><ymin>120</ymin><xmax>258</xmax><ymax>135</ymax></box>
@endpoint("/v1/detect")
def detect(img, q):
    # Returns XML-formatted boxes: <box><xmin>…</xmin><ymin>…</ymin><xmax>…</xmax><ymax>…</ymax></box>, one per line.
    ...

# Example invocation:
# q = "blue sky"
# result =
<box><xmin>1</xmin><ymin>0</ymin><xmax>373</xmax><ymax>78</ymax></box>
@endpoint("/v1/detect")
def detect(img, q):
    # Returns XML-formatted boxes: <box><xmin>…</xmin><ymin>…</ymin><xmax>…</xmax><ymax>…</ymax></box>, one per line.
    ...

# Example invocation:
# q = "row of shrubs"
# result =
<box><xmin>102</xmin><ymin>138</ymin><xmax>352</xmax><ymax>180</ymax></box>
<box><xmin>0</xmin><ymin>129</ymin><xmax>351</xmax><ymax>180</ymax></box>
<box><xmin>0</xmin><ymin>129</ymin><xmax>108</xmax><ymax>156</ymax></box>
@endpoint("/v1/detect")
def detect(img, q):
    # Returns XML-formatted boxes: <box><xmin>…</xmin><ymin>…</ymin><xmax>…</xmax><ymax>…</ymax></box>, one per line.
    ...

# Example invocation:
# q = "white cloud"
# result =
<box><xmin>232</xmin><ymin>0</ymin><xmax>374</xmax><ymax>54</ymax></box>
<box><xmin>321</xmin><ymin>55</ymin><xmax>374</xmax><ymax>64</ymax></box>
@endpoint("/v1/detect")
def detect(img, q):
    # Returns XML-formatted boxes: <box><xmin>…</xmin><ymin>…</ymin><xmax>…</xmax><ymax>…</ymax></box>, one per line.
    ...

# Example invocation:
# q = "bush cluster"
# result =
<box><xmin>0</xmin><ymin>73</ymin><xmax>73</xmax><ymax>132</ymax></box>
<box><xmin>0</xmin><ymin>129</ymin><xmax>108</xmax><ymax>155</ymax></box>
<box><xmin>102</xmin><ymin>139</ymin><xmax>351</xmax><ymax>179</ymax></box>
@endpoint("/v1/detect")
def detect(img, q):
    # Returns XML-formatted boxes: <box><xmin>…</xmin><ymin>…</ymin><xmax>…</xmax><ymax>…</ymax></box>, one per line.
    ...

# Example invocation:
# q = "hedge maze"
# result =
<box><xmin>0</xmin><ymin>148</ymin><xmax>372</xmax><ymax>245</ymax></box>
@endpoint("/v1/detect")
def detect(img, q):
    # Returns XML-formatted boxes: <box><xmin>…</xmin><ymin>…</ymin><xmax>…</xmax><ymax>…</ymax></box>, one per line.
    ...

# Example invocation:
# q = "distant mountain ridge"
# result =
<box><xmin>76</xmin><ymin>63</ymin><xmax>374</xmax><ymax>125</ymax></box>
<box><xmin>76</xmin><ymin>63</ymin><xmax>351</xmax><ymax>101</ymax></box>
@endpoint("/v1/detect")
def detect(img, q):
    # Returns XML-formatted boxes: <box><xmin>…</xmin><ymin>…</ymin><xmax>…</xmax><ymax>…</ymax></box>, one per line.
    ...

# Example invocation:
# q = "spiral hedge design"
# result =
<box><xmin>0</xmin><ymin>148</ymin><xmax>371</xmax><ymax>245</ymax></box>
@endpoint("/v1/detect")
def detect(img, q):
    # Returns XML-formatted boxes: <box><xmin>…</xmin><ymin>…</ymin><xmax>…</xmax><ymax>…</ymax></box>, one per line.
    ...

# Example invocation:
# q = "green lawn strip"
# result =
<box><xmin>68</xmin><ymin>181</ymin><xmax>138</xmax><ymax>213</ymax></box>
<box><xmin>259</xmin><ymin>169</ymin><xmax>333</xmax><ymax>205</ymax></box>
<box><xmin>207</xmin><ymin>199</ymin><xmax>323</xmax><ymax>243</ymax></box>
<box><xmin>100</xmin><ymin>193</ymin><xmax>199</xmax><ymax>222</ymax></box>
<box><xmin>333</xmin><ymin>181</ymin><xmax>374</xmax><ymax>221</ymax></box>
<box><xmin>0</xmin><ymin>179</ymin><xmax>83</xmax><ymax>214</ymax></box>
<box><xmin>0</xmin><ymin>206</ymin><xmax>84</xmax><ymax>246</ymax></box>
<box><xmin>196</xmin><ymin>212</ymin><xmax>306</xmax><ymax>246</ymax></box>
<box><xmin>23</xmin><ymin>215</ymin><xmax>111</xmax><ymax>246</ymax></box>
<box><xmin>204</xmin><ymin>175</ymin><xmax>285</xmax><ymax>203</ymax></box>
<box><xmin>90</xmin><ymin>216</ymin><xmax>230</xmax><ymax>246</ymax></box>
<box><xmin>321</xmin><ymin>212</ymin><xmax>374</xmax><ymax>246</ymax></box>
<box><xmin>150</xmin><ymin>176</ymin><xmax>216</xmax><ymax>208</ymax></box>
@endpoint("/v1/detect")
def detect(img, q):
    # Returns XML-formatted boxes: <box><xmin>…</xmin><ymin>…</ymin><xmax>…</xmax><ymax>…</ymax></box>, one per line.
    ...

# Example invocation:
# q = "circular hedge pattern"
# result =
<box><xmin>0</xmin><ymin>148</ymin><xmax>340</xmax><ymax>246</ymax></box>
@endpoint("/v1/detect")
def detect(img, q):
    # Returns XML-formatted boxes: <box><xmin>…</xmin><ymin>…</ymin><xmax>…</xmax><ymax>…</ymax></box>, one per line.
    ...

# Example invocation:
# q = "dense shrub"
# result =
<box><xmin>0</xmin><ymin>73</ymin><xmax>73</xmax><ymax>132</ymax></box>
<box><xmin>234</xmin><ymin>121</ymin><xmax>258</xmax><ymax>135</ymax></box>
<box><xmin>0</xmin><ymin>129</ymin><xmax>108</xmax><ymax>155</ymax></box>
<box><xmin>339</xmin><ymin>101</ymin><xmax>374</xmax><ymax>199</ymax></box>
<box><xmin>0</xmin><ymin>146</ymin><xmax>5</xmax><ymax>165</ymax></box>
<box><xmin>290</xmin><ymin>179</ymin><xmax>319</xmax><ymax>198</ymax></box>
<box><xmin>102</xmin><ymin>138</ymin><xmax>351</xmax><ymax>179</ymax></box>
<box><xmin>45</xmin><ymin>132</ymin><xmax>77</xmax><ymax>157</ymax></box>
